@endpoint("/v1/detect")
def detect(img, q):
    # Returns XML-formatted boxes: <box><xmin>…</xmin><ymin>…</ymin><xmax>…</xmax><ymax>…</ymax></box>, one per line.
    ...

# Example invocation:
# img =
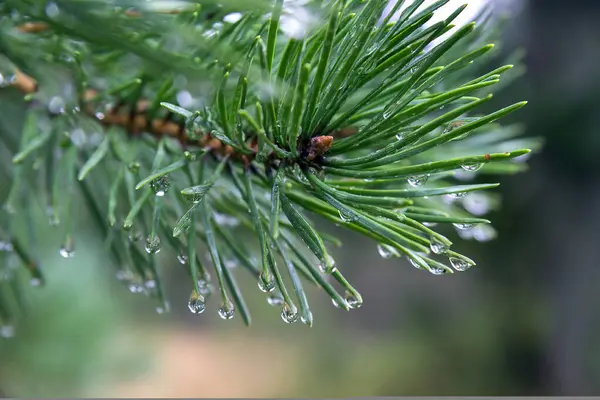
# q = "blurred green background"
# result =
<box><xmin>2</xmin><ymin>0</ymin><xmax>600</xmax><ymax>396</ymax></box>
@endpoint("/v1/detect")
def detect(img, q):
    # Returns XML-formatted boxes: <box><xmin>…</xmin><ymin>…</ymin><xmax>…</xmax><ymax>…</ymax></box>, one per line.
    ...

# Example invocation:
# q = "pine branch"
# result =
<box><xmin>0</xmin><ymin>0</ymin><xmax>537</xmax><ymax>333</ymax></box>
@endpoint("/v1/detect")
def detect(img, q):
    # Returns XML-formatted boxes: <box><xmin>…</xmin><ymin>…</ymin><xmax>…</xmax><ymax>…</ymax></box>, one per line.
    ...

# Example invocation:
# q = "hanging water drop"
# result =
<box><xmin>177</xmin><ymin>254</ymin><xmax>188</xmax><ymax>265</ymax></box>
<box><xmin>317</xmin><ymin>254</ymin><xmax>336</xmax><ymax>274</ymax></box>
<box><xmin>145</xmin><ymin>235</ymin><xmax>161</xmax><ymax>254</ymax></box>
<box><xmin>58</xmin><ymin>240</ymin><xmax>75</xmax><ymax>258</ymax></box>
<box><xmin>461</xmin><ymin>163</ymin><xmax>483</xmax><ymax>172</ymax></box>
<box><xmin>463</xmin><ymin>193</ymin><xmax>490</xmax><ymax>216</ymax></box>
<box><xmin>281</xmin><ymin>303</ymin><xmax>299</xmax><ymax>323</ymax></box>
<box><xmin>449</xmin><ymin>256</ymin><xmax>475</xmax><ymax>272</ymax></box>
<box><xmin>48</xmin><ymin>96</ymin><xmax>66</xmax><ymax>115</ymax></box>
<box><xmin>300</xmin><ymin>311</ymin><xmax>314</xmax><ymax>326</ymax></box>
<box><xmin>0</xmin><ymin>71</ymin><xmax>17</xmax><ymax>88</ymax></box>
<box><xmin>45</xmin><ymin>2</ymin><xmax>60</xmax><ymax>18</ymax></box>
<box><xmin>292</xmin><ymin>164</ymin><xmax>309</xmax><ymax>184</ymax></box>
<box><xmin>188</xmin><ymin>292</ymin><xmax>206</xmax><ymax>314</ymax></box>
<box><xmin>144</xmin><ymin>279</ymin><xmax>156</xmax><ymax>290</ymax></box>
<box><xmin>382</xmin><ymin>108</ymin><xmax>393</xmax><ymax>120</ymax></box>
<box><xmin>429</xmin><ymin>266</ymin><xmax>447</xmax><ymax>275</ymax></box>
<box><xmin>258</xmin><ymin>272</ymin><xmax>276</xmax><ymax>292</ymax></box>
<box><xmin>408</xmin><ymin>258</ymin><xmax>422</xmax><ymax>270</ymax></box>
<box><xmin>331</xmin><ymin>298</ymin><xmax>345</xmax><ymax>308</ymax></box>
<box><xmin>218</xmin><ymin>301</ymin><xmax>235</xmax><ymax>320</ymax></box>
<box><xmin>448</xmin><ymin>191</ymin><xmax>467</xmax><ymax>199</ymax></box>
<box><xmin>423</xmin><ymin>222</ymin><xmax>438</xmax><ymax>227</ymax></box>
<box><xmin>407</xmin><ymin>174</ymin><xmax>428</xmax><ymax>187</ymax></box>
<box><xmin>345</xmin><ymin>290</ymin><xmax>363</xmax><ymax>309</ymax></box>
<box><xmin>429</xmin><ymin>237</ymin><xmax>448</xmax><ymax>255</ymax></box>
<box><xmin>128</xmin><ymin>162</ymin><xmax>140</xmax><ymax>174</ymax></box>
<box><xmin>29</xmin><ymin>277</ymin><xmax>42</xmax><ymax>287</ymax></box>
<box><xmin>453</xmin><ymin>222</ymin><xmax>476</xmax><ymax>230</ymax></box>
<box><xmin>395</xmin><ymin>132</ymin><xmax>404</xmax><ymax>141</ymax></box>
<box><xmin>0</xmin><ymin>325</ymin><xmax>15</xmax><ymax>339</ymax></box>
<box><xmin>197</xmin><ymin>279</ymin><xmax>213</xmax><ymax>297</ymax></box>
<box><xmin>150</xmin><ymin>175</ymin><xmax>171</xmax><ymax>196</ymax></box>
<box><xmin>267</xmin><ymin>293</ymin><xmax>284</xmax><ymax>307</ymax></box>
<box><xmin>377</xmin><ymin>244</ymin><xmax>393</xmax><ymax>259</ymax></box>
<box><xmin>128</xmin><ymin>282</ymin><xmax>144</xmax><ymax>293</ymax></box>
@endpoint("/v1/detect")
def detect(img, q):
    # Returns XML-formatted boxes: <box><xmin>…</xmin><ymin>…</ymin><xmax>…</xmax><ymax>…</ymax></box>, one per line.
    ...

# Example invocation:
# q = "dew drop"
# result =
<box><xmin>29</xmin><ymin>277</ymin><xmax>42</xmax><ymax>287</ymax></box>
<box><xmin>115</xmin><ymin>269</ymin><xmax>131</xmax><ymax>282</ymax></box>
<box><xmin>197</xmin><ymin>279</ymin><xmax>213</xmax><ymax>297</ymax></box>
<box><xmin>377</xmin><ymin>244</ymin><xmax>393</xmax><ymax>259</ymax></box>
<box><xmin>423</xmin><ymin>222</ymin><xmax>438</xmax><ymax>227</ymax></box>
<box><xmin>395</xmin><ymin>132</ymin><xmax>404</xmax><ymax>141</ymax></box>
<box><xmin>223</xmin><ymin>12</ymin><xmax>242</xmax><ymax>23</ymax></box>
<box><xmin>48</xmin><ymin>96</ymin><xmax>66</xmax><ymax>115</ymax></box>
<box><xmin>429</xmin><ymin>266</ymin><xmax>448</xmax><ymax>275</ymax></box>
<box><xmin>0</xmin><ymin>71</ymin><xmax>17</xmax><ymax>88</ymax></box>
<box><xmin>364</xmin><ymin>178</ymin><xmax>375</xmax><ymax>182</ymax></box>
<box><xmin>150</xmin><ymin>175</ymin><xmax>170</xmax><ymax>196</ymax></box>
<box><xmin>331</xmin><ymin>298</ymin><xmax>346</xmax><ymax>309</ymax></box>
<box><xmin>317</xmin><ymin>254</ymin><xmax>336</xmax><ymax>274</ymax></box>
<box><xmin>0</xmin><ymin>325</ymin><xmax>15</xmax><ymax>339</ymax></box>
<box><xmin>300</xmin><ymin>311</ymin><xmax>314</xmax><ymax>326</ymax></box>
<box><xmin>463</xmin><ymin>193</ymin><xmax>490</xmax><ymax>216</ymax></box>
<box><xmin>429</xmin><ymin>238</ymin><xmax>448</xmax><ymax>255</ymax></box>
<box><xmin>58</xmin><ymin>242</ymin><xmax>75</xmax><ymax>258</ymax></box>
<box><xmin>338</xmin><ymin>209</ymin><xmax>356</xmax><ymax>223</ymax></box>
<box><xmin>128</xmin><ymin>282</ymin><xmax>144</xmax><ymax>293</ymax></box>
<box><xmin>345</xmin><ymin>290</ymin><xmax>363</xmax><ymax>309</ymax></box>
<box><xmin>156</xmin><ymin>305</ymin><xmax>167</xmax><ymax>315</ymax></box>
<box><xmin>45</xmin><ymin>2</ymin><xmax>60</xmax><ymax>18</ymax></box>
<box><xmin>408</xmin><ymin>258</ymin><xmax>422</xmax><ymax>270</ymax></box>
<box><xmin>258</xmin><ymin>272</ymin><xmax>276</xmax><ymax>292</ymax></box>
<box><xmin>267</xmin><ymin>293</ymin><xmax>284</xmax><ymax>307</ymax></box>
<box><xmin>407</xmin><ymin>174</ymin><xmax>428</xmax><ymax>187</ymax></box>
<box><xmin>177</xmin><ymin>254</ymin><xmax>188</xmax><ymax>265</ymax></box>
<box><xmin>128</xmin><ymin>162</ymin><xmax>140</xmax><ymax>174</ymax></box>
<box><xmin>382</xmin><ymin>108</ymin><xmax>393</xmax><ymax>120</ymax></box>
<box><xmin>281</xmin><ymin>303</ymin><xmax>298</xmax><ymax>323</ymax></box>
<box><xmin>453</xmin><ymin>223</ymin><xmax>476</xmax><ymax>231</ymax></box>
<box><xmin>145</xmin><ymin>235</ymin><xmax>161</xmax><ymax>254</ymax></box>
<box><xmin>218</xmin><ymin>301</ymin><xmax>235</xmax><ymax>320</ymax></box>
<box><xmin>188</xmin><ymin>293</ymin><xmax>206</xmax><ymax>314</ymax></box>
<box><xmin>449</xmin><ymin>257</ymin><xmax>475</xmax><ymax>272</ymax></box>
<box><xmin>448</xmin><ymin>191</ymin><xmax>467</xmax><ymax>199</ymax></box>
<box><xmin>144</xmin><ymin>279</ymin><xmax>156</xmax><ymax>290</ymax></box>
<box><xmin>176</xmin><ymin>90</ymin><xmax>193</xmax><ymax>108</ymax></box>
<box><xmin>292</xmin><ymin>164</ymin><xmax>309</xmax><ymax>184</ymax></box>
<box><xmin>461</xmin><ymin>163</ymin><xmax>483</xmax><ymax>172</ymax></box>
<box><xmin>0</xmin><ymin>241</ymin><xmax>14</xmax><ymax>252</ymax></box>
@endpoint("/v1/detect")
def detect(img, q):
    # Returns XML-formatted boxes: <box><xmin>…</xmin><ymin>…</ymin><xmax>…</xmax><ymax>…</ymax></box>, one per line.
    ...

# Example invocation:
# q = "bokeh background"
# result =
<box><xmin>2</xmin><ymin>0</ymin><xmax>600</xmax><ymax>396</ymax></box>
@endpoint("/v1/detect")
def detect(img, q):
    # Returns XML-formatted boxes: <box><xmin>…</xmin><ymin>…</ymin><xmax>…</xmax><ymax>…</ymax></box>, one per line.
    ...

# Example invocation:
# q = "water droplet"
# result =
<box><xmin>58</xmin><ymin>242</ymin><xmax>75</xmax><ymax>258</ymax></box>
<box><xmin>364</xmin><ymin>178</ymin><xmax>375</xmax><ymax>182</ymax></box>
<box><xmin>177</xmin><ymin>254</ymin><xmax>188</xmax><ymax>265</ymax></box>
<box><xmin>463</xmin><ymin>193</ymin><xmax>490</xmax><ymax>216</ymax></box>
<box><xmin>338</xmin><ymin>209</ymin><xmax>356</xmax><ymax>223</ymax></box>
<box><xmin>267</xmin><ymin>293</ymin><xmax>284</xmax><ymax>307</ymax></box>
<box><xmin>223</xmin><ymin>12</ymin><xmax>242</xmax><ymax>23</ymax></box>
<box><xmin>382</xmin><ymin>108</ymin><xmax>393</xmax><ymax>120</ymax></box>
<box><xmin>144</xmin><ymin>279</ymin><xmax>156</xmax><ymax>290</ymax></box>
<box><xmin>429</xmin><ymin>266</ymin><xmax>448</xmax><ymax>275</ymax></box>
<box><xmin>449</xmin><ymin>257</ymin><xmax>475</xmax><ymax>272</ymax></box>
<box><xmin>453</xmin><ymin>223</ymin><xmax>475</xmax><ymax>231</ymax></box>
<box><xmin>197</xmin><ymin>279</ymin><xmax>213</xmax><ymax>297</ymax></box>
<box><xmin>128</xmin><ymin>230</ymin><xmax>143</xmax><ymax>242</ymax></box>
<box><xmin>0</xmin><ymin>241</ymin><xmax>14</xmax><ymax>252</ymax></box>
<box><xmin>128</xmin><ymin>282</ymin><xmax>144</xmax><ymax>293</ymax></box>
<box><xmin>214</xmin><ymin>212</ymin><xmax>240</xmax><ymax>227</ymax></box>
<box><xmin>0</xmin><ymin>71</ymin><xmax>17</xmax><ymax>88</ymax></box>
<box><xmin>377</xmin><ymin>244</ymin><xmax>393</xmax><ymax>259</ymax></box>
<box><xmin>218</xmin><ymin>301</ymin><xmax>235</xmax><ymax>320</ymax></box>
<box><xmin>472</xmin><ymin>225</ymin><xmax>497</xmax><ymax>242</ymax></box>
<box><xmin>429</xmin><ymin>238</ymin><xmax>448</xmax><ymax>255</ymax></box>
<box><xmin>188</xmin><ymin>292</ymin><xmax>206</xmax><ymax>314</ymax></box>
<box><xmin>461</xmin><ymin>163</ymin><xmax>483</xmax><ymax>172</ymax></box>
<box><xmin>115</xmin><ymin>269</ymin><xmax>131</xmax><ymax>281</ymax></box>
<box><xmin>48</xmin><ymin>96</ymin><xmax>66</xmax><ymax>115</ymax></box>
<box><xmin>395</xmin><ymin>133</ymin><xmax>404</xmax><ymax>141</ymax></box>
<box><xmin>345</xmin><ymin>291</ymin><xmax>363</xmax><ymax>309</ymax></box>
<box><xmin>224</xmin><ymin>259</ymin><xmax>238</xmax><ymax>269</ymax></box>
<box><xmin>258</xmin><ymin>272</ymin><xmax>276</xmax><ymax>292</ymax></box>
<box><xmin>300</xmin><ymin>311</ymin><xmax>313</xmax><ymax>326</ymax></box>
<box><xmin>448</xmin><ymin>191</ymin><xmax>467</xmax><ymax>199</ymax></box>
<box><xmin>317</xmin><ymin>254</ymin><xmax>336</xmax><ymax>274</ymax></box>
<box><xmin>0</xmin><ymin>325</ymin><xmax>15</xmax><ymax>339</ymax></box>
<box><xmin>145</xmin><ymin>235</ymin><xmax>161</xmax><ymax>254</ymax></box>
<box><xmin>128</xmin><ymin>162</ymin><xmax>140</xmax><ymax>174</ymax></box>
<box><xmin>331</xmin><ymin>298</ymin><xmax>346</xmax><ymax>308</ymax></box>
<box><xmin>423</xmin><ymin>222</ymin><xmax>438</xmax><ymax>227</ymax></box>
<box><xmin>454</xmin><ymin>168</ymin><xmax>476</xmax><ymax>181</ymax></box>
<box><xmin>281</xmin><ymin>303</ymin><xmax>298</xmax><ymax>323</ymax></box>
<box><xmin>292</xmin><ymin>164</ymin><xmax>309</xmax><ymax>184</ymax></box>
<box><xmin>407</xmin><ymin>174</ymin><xmax>428</xmax><ymax>187</ymax></box>
<box><xmin>30</xmin><ymin>277</ymin><xmax>42</xmax><ymax>287</ymax></box>
<box><xmin>176</xmin><ymin>90</ymin><xmax>193</xmax><ymax>108</ymax></box>
<box><xmin>150</xmin><ymin>175</ymin><xmax>170</xmax><ymax>196</ymax></box>
<box><xmin>156</xmin><ymin>305</ymin><xmax>167</xmax><ymax>314</ymax></box>
<box><xmin>45</xmin><ymin>2</ymin><xmax>60</xmax><ymax>18</ymax></box>
<box><xmin>184</xmin><ymin>151</ymin><xmax>196</xmax><ymax>162</ymax></box>
<box><xmin>408</xmin><ymin>258</ymin><xmax>422</xmax><ymax>270</ymax></box>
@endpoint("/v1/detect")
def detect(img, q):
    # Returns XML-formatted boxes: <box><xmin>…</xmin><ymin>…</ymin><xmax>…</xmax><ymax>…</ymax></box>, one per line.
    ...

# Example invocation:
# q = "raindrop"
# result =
<box><xmin>292</xmin><ymin>164</ymin><xmax>309</xmax><ymax>184</ymax></box>
<box><xmin>0</xmin><ymin>71</ymin><xmax>17</xmax><ymax>88</ymax></box>
<box><xmin>144</xmin><ymin>279</ymin><xmax>156</xmax><ymax>290</ymax></box>
<box><xmin>150</xmin><ymin>175</ymin><xmax>170</xmax><ymax>196</ymax></box>
<box><xmin>318</xmin><ymin>254</ymin><xmax>336</xmax><ymax>274</ymax></box>
<box><xmin>407</xmin><ymin>174</ymin><xmax>428</xmax><ymax>187</ymax></box>
<box><xmin>45</xmin><ymin>2</ymin><xmax>60</xmax><ymax>18</ymax></box>
<box><xmin>128</xmin><ymin>162</ymin><xmax>140</xmax><ymax>174</ymax></box>
<box><xmin>461</xmin><ymin>163</ymin><xmax>483</xmax><ymax>172</ymax></box>
<box><xmin>300</xmin><ymin>311</ymin><xmax>313</xmax><ymax>325</ymax></box>
<box><xmin>377</xmin><ymin>244</ymin><xmax>393</xmax><ymax>259</ymax></box>
<box><xmin>184</xmin><ymin>151</ymin><xmax>196</xmax><ymax>162</ymax></box>
<box><xmin>128</xmin><ymin>282</ymin><xmax>144</xmax><ymax>293</ymax></box>
<box><xmin>258</xmin><ymin>272</ymin><xmax>276</xmax><ymax>292</ymax></box>
<box><xmin>448</xmin><ymin>191</ymin><xmax>467</xmax><ymax>199</ymax></box>
<box><xmin>331</xmin><ymin>298</ymin><xmax>345</xmax><ymax>308</ymax></box>
<box><xmin>177</xmin><ymin>254</ymin><xmax>188</xmax><ymax>265</ymax></box>
<box><xmin>58</xmin><ymin>243</ymin><xmax>75</xmax><ymax>258</ymax></box>
<box><xmin>48</xmin><ymin>96</ymin><xmax>66</xmax><ymax>115</ymax></box>
<box><xmin>70</xmin><ymin>128</ymin><xmax>87</xmax><ymax>148</ymax></box>
<box><xmin>453</xmin><ymin>223</ymin><xmax>475</xmax><ymax>231</ymax></box>
<box><xmin>218</xmin><ymin>301</ymin><xmax>235</xmax><ymax>320</ymax></box>
<box><xmin>156</xmin><ymin>305</ymin><xmax>166</xmax><ymax>314</ymax></box>
<box><xmin>29</xmin><ymin>277</ymin><xmax>42</xmax><ymax>287</ymax></box>
<box><xmin>188</xmin><ymin>293</ymin><xmax>206</xmax><ymax>314</ymax></box>
<box><xmin>463</xmin><ymin>193</ymin><xmax>490</xmax><ymax>216</ymax></box>
<box><xmin>0</xmin><ymin>325</ymin><xmax>15</xmax><ymax>339</ymax></box>
<box><xmin>145</xmin><ymin>235</ymin><xmax>161</xmax><ymax>254</ymax></box>
<box><xmin>382</xmin><ymin>108</ymin><xmax>393</xmax><ymax>120</ymax></box>
<box><xmin>345</xmin><ymin>291</ymin><xmax>363</xmax><ymax>309</ymax></box>
<box><xmin>423</xmin><ymin>222</ymin><xmax>438</xmax><ymax>227</ymax></box>
<box><xmin>429</xmin><ymin>238</ymin><xmax>448</xmax><ymax>255</ymax></box>
<box><xmin>338</xmin><ymin>209</ymin><xmax>356</xmax><ymax>223</ymax></box>
<box><xmin>454</xmin><ymin>169</ymin><xmax>476</xmax><ymax>181</ymax></box>
<box><xmin>176</xmin><ymin>90</ymin><xmax>193</xmax><ymax>108</ymax></box>
<box><xmin>395</xmin><ymin>133</ymin><xmax>404</xmax><ymax>141</ymax></box>
<box><xmin>449</xmin><ymin>257</ymin><xmax>475</xmax><ymax>272</ymax></box>
<box><xmin>267</xmin><ymin>293</ymin><xmax>284</xmax><ymax>307</ymax></box>
<box><xmin>281</xmin><ymin>303</ymin><xmax>298</xmax><ymax>323</ymax></box>
<box><xmin>223</xmin><ymin>12</ymin><xmax>242</xmax><ymax>23</ymax></box>
<box><xmin>197</xmin><ymin>279</ymin><xmax>213</xmax><ymax>297</ymax></box>
<box><xmin>115</xmin><ymin>269</ymin><xmax>131</xmax><ymax>281</ymax></box>
<box><xmin>408</xmin><ymin>258</ymin><xmax>422</xmax><ymax>270</ymax></box>
<box><xmin>364</xmin><ymin>178</ymin><xmax>375</xmax><ymax>182</ymax></box>
<box><xmin>0</xmin><ymin>241</ymin><xmax>13</xmax><ymax>252</ymax></box>
<box><xmin>429</xmin><ymin>266</ymin><xmax>447</xmax><ymax>275</ymax></box>
<box><xmin>472</xmin><ymin>225</ymin><xmax>497</xmax><ymax>242</ymax></box>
